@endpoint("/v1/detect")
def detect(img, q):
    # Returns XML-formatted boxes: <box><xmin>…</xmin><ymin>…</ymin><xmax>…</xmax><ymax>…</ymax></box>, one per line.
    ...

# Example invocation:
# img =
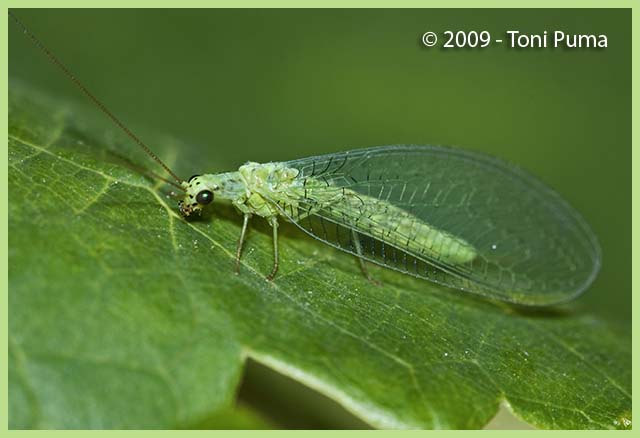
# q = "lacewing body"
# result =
<box><xmin>180</xmin><ymin>145</ymin><xmax>601</xmax><ymax>306</ymax></box>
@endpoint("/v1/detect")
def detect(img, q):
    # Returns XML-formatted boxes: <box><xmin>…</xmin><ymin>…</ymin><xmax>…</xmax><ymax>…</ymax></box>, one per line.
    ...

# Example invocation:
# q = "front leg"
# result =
<box><xmin>235</xmin><ymin>213</ymin><xmax>251</xmax><ymax>274</ymax></box>
<box><xmin>266</xmin><ymin>216</ymin><xmax>279</xmax><ymax>281</ymax></box>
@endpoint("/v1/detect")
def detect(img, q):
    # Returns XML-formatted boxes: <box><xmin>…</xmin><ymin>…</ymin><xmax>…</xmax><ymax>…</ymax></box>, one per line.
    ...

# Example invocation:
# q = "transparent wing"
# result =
<box><xmin>270</xmin><ymin>145</ymin><xmax>601</xmax><ymax>305</ymax></box>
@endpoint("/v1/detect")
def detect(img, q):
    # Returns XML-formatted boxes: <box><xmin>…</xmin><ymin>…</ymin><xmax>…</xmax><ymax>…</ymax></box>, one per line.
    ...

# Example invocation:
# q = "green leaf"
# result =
<box><xmin>9</xmin><ymin>83</ymin><xmax>631</xmax><ymax>430</ymax></box>
<box><xmin>183</xmin><ymin>403</ymin><xmax>276</xmax><ymax>429</ymax></box>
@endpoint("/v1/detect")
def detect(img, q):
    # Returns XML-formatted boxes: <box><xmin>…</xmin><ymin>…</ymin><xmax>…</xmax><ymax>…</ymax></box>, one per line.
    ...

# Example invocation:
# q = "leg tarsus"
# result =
<box><xmin>265</xmin><ymin>216</ymin><xmax>279</xmax><ymax>281</ymax></box>
<box><xmin>352</xmin><ymin>229</ymin><xmax>382</xmax><ymax>286</ymax></box>
<box><xmin>357</xmin><ymin>256</ymin><xmax>382</xmax><ymax>286</ymax></box>
<box><xmin>235</xmin><ymin>213</ymin><xmax>251</xmax><ymax>275</ymax></box>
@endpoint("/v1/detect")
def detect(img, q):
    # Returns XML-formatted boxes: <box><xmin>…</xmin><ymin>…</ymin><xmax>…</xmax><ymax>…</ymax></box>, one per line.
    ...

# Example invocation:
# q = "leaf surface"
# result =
<box><xmin>8</xmin><ymin>84</ymin><xmax>631</xmax><ymax>429</ymax></box>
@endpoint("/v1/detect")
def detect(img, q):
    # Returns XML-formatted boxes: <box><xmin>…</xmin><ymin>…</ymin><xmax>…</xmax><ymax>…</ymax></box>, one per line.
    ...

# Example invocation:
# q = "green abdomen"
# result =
<box><xmin>321</xmin><ymin>189</ymin><xmax>477</xmax><ymax>265</ymax></box>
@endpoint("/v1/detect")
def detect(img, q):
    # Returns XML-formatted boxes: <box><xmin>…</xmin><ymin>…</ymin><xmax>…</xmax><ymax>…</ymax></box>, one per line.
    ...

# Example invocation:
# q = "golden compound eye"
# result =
<box><xmin>196</xmin><ymin>190</ymin><xmax>214</xmax><ymax>205</ymax></box>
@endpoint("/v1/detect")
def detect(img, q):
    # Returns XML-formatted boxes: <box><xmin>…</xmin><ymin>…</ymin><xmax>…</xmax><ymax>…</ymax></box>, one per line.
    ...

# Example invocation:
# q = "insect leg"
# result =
<box><xmin>351</xmin><ymin>228</ymin><xmax>381</xmax><ymax>286</ymax></box>
<box><xmin>235</xmin><ymin>213</ymin><xmax>251</xmax><ymax>274</ymax></box>
<box><xmin>266</xmin><ymin>216</ymin><xmax>279</xmax><ymax>281</ymax></box>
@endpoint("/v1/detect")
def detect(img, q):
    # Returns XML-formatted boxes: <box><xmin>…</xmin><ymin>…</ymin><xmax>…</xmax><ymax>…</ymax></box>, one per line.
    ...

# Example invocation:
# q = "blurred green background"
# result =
<box><xmin>9</xmin><ymin>8</ymin><xmax>630</xmax><ymax>429</ymax></box>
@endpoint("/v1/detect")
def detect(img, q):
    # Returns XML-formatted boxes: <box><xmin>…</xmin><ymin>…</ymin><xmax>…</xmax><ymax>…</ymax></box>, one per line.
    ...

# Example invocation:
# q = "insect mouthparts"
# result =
<box><xmin>178</xmin><ymin>201</ymin><xmax>191</xmax><ymax>217</ymax></box>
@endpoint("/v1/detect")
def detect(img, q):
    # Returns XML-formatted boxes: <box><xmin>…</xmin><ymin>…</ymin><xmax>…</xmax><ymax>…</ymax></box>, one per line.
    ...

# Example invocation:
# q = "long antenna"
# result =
<box><xmin>9</xmin><ymin>11</ymin><xmax>185</xmax><ymax>187</ymax></box>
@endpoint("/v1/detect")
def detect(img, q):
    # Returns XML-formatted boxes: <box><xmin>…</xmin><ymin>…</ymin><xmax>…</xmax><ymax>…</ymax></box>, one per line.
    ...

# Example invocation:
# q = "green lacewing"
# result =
<box><xmin>11</xmin><ymin>12</ymin><xmax>601</xmax><ymax>306</ymax></box>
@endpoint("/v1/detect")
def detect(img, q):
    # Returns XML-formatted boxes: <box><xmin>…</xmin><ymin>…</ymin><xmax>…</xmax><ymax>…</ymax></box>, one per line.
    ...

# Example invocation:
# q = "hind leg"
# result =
<box><xmin>352</xmin><ymin>229</ymin><xmax>381</xmax><ymax>286</ymax></box>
